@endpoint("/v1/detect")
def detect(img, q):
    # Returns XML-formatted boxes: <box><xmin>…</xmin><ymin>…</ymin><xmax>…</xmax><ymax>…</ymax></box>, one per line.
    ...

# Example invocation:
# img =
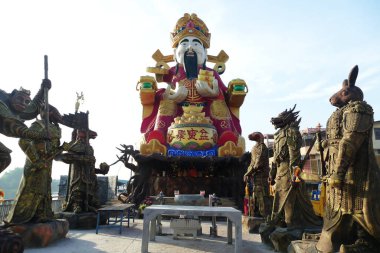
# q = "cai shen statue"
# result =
<box><xmin>137</xmin><ymin>13</ymin><xmax>248</xmax><ymax>157</ymax></box>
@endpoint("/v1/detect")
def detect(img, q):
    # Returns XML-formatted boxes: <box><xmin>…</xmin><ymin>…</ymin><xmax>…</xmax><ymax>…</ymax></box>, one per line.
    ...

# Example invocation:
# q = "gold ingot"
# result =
<box><xmin>182</xmin><ymin>104</ymin><xmax>203</xmax><ymax>113</ymax></box>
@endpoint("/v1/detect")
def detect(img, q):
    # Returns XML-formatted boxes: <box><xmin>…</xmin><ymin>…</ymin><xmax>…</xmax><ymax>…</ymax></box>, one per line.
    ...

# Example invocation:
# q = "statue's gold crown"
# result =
<box><xmin>171</xmin><ymin>13</ymin><xmax>211</xmax><ymax>49</ymax></box>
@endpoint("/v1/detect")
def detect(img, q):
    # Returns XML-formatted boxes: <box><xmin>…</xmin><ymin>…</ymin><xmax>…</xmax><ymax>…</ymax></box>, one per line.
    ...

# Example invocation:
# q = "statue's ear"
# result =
<box><xmin>342</xmin><ymin>79</ymin><xmax>349</xmax><ymax>88</ymax></box>
<box><xmin>348</xmin><ymin>65</ymin><xmax>359</xmax><ymax>87</ymax></box>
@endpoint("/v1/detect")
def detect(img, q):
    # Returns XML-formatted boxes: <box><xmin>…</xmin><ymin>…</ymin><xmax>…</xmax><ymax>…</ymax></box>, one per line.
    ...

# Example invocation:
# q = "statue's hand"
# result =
<box><xmin>195</xmin><ymin>79</ymin><xmax>219</xmax><ymax>97</ymax></box>
<box><xmin>41</xmin><ymin>79</ymin><xmax>52</xmax><ymax>90</ymax></box>
<box><xmin>163</xmin><ymin>85</ymin><xmax>188</xmax><ymax>103</ymax></box>
<box><xmin>99</xmin><ymin>162</ymin><xmax>110</xmax><ymax>175</ymax></box>
<box><xmin>328</xmin><ymin>173</ymin><xmax>344</xmax><ymax>189</ymax></box>
<box><xmin>48</xmin><ymin>105</ymin><xmax>63</xmax><ymax>124</ymax></box>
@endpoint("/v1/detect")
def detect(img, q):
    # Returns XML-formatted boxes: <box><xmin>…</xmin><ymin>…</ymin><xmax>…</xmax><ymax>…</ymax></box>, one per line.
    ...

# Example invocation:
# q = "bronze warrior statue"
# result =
<box><xmin>5</xmin><ymin>108</ymin><xmax>63</xmax><ymax>224</ymax></box>
<box><xmin>270</xmin><ymin>105</ymin><xmax>321</xmax><ymax>229</ymax></box>
<box><xmin>55</xmin><ymin>129</ymin><xmax>109</xmax><ymax>213</ymax></box>
<box><xmin>243</xmin><ymin>132</ymin><xmax>270</xmax><ymax>218</ymax></box>
<box><xmin>0</xmin><ymin>80</ymin><xmax>62</xmax><ymax>173</ymax></box>
<box><xmin>315</xmin><ymin>65</ymin><xmax>380</xmax><ymax>253</ymax></box>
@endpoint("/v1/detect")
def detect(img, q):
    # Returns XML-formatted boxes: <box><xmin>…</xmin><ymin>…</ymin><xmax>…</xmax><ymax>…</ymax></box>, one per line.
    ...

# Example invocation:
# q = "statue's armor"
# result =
<box><xmin>316</xmin><ymin>100</ymin><xmax>380</xmax><ymax>253</ymax></box>
<box><xmin>324</xmin><ymin>101</ymin><xmax>373</xmax><ymax>230</ymax></box>
<box><xmin>59</xmin><ymin>140</ymin><xmax>100</xmax><ymax>212</ymax></box>
<box><xmin>245</xmin><ymin>142</ymin><xmax>270</xmax><ymax>216</ymax></box>
<box><xmin>272</xmin><ymin>125</ymin><xmax>320</xmax><ymax>228</ymax></box>
<box><xmin>5</xmin><ymin>120</ymin><xmax>61</xmax><ymax>224</ymax></box>
<box><xmin>273</xmin><ymin>126</ymin><xmax>301</xmax><ymax>192</ymax></box>
<box><xmin>250</xmin><ymin>142</ymin><xmax>269</xmax><ymax>188</ymax></box>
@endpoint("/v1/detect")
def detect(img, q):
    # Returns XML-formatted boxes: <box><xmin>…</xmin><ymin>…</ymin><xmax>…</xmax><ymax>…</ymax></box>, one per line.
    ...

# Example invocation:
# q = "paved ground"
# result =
<box><xmin>25</xmin><ymin>218</ymin><xmax>274</xmax><ymax>253</ymax></box>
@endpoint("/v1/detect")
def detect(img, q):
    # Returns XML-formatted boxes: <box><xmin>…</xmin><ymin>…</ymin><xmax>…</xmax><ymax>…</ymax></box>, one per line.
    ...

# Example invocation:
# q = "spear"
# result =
<box><xmin>44</xmin><ymin>55</ymin><xmax>50</xmax><ymax>139</ymax></box>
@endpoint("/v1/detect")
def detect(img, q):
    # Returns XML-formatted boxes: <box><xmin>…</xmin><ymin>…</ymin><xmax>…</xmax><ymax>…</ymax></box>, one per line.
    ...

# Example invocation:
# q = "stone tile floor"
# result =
<box><xmin>24</xmin><ymin>218</ymin><xmax>274</xmax><ymax>253</ymax></box>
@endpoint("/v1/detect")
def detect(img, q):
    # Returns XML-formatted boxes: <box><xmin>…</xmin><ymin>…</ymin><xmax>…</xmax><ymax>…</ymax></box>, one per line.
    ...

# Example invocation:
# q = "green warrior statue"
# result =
<box><xmin>0</xmin><ymin>80</ymin><xmax>62</xmax><ymax>173</ymax></box>
<box><xmin>5</xmin><ymin>108</ymin><xmax>63</xmax><ymax>224</ymax></box>
<box><xmin>243</xmin><ymin>132</ymin><xmax>270</xmax><ymax>218</ymax></box>
<box><xmin>315</xmin><ymin>65</ymin><xmax>380</xmax><ymax>253</ymax></box>
<box><xmin>270</xmin><ymin>105</ymin><xmax>321</xmax><ymax>229</ymax></box>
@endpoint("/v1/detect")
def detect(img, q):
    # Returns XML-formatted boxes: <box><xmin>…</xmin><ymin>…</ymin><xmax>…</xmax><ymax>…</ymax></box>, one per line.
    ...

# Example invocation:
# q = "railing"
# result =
<box><xmin>0</xmin><ymin>197</ymin><xmax>63</xmax><ymax>223</ymax></box>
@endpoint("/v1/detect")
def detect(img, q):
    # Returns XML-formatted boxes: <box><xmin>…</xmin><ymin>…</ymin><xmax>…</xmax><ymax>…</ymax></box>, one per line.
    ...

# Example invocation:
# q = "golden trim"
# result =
<box><xmin>158</xmin><ymin>99</ymin><xmax>176</xmax><ymax>116</ymax></box>
<box><xmin>140</xmin><ymin>139</ymin><xmax>167</xmax><ymax>156</ymax></box>
<box><xmin>146</xmin><ymin>67</ymin><xmax>169</xmax><ymax>75</ymax></box>
<box><xmin>218</xmin><ymin>141</ymin><xmax>243</xmax><ymax>157</ymax></box>
<box><xmin>210</xmin><ymin>100</ymin><xmax>230</xmax><ymax>120</ymax></box>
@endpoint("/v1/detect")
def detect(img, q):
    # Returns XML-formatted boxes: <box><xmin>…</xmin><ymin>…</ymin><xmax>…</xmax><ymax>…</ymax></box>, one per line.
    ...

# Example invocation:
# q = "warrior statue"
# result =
<box><xmin>315</xmin><ymin>65</ymin><xmax>380</xmax><ymax>253</ymax></box>
<box><xmin>0</xmin><ymin>80</ymin><xmax>62</xmax><ymax>173</ymax></box>
<box><xmin>5</xmin><ymin>108</ymin><xmax>63</xmax><ymax>224</ymax></box>
<box><xmin>243</xmin><ymin>132</ymin><xmax>270</xmax><ymax>218</ymax></box>
<box><xmin>56</xmin><ymin>129</ymin><xmax>109</xmax><ymax>213</ymax></box>
<box><xmin>270</xmin><ymin>105</ymin><xmax>321</xmax><ymax>229</ymax></box>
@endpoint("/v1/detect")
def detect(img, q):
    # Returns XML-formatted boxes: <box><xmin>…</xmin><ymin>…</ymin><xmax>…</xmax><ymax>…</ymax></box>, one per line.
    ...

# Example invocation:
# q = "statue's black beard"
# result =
<box><xmin>184</xmin><ymin>51</ymin><xmax>198</xmax><ymax>80</ymax></box>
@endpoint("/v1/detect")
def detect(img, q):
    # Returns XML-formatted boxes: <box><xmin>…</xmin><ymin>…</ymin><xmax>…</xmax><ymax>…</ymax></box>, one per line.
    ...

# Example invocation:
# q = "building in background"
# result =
<box><xmin>373</xmin><ymin>120</ymin><xmax>380</xmax><ymax>167</ymax></box>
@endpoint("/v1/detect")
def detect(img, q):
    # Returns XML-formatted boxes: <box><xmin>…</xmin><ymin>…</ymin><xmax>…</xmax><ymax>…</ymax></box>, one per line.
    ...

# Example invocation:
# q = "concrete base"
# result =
<box><xmin>242</xmin><ymin>216</ymin><xmax>265</xmax><ymax>234</ymax></box>
<box><xmin>8</xmin><ymin>219</ymin><xmax>69</xmax><ymax>248</ymax></box>
<box><xmin>55</xmin><ymin>212</ymin><xmax>106</xmax><ymax>229</ymax></box>
<box><xmin>269</xmin><ymin>227</ymin><xmax>303</xmax><ymax>252</ymax></box>
<box><xmin>0</xmin><ymin>228</ymin><xmax>24</xmax><ymax>253</ymax></box>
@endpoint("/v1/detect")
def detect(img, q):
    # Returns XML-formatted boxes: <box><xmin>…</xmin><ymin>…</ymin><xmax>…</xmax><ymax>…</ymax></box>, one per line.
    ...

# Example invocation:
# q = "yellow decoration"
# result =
<box><xmin>140</xmin><ymin>139</ymin><xmax>167</xmax><ymax>156</ymax></box>
<box><xmin>137</xmin><ymin>76</ymin><xmax>157</xmax><ymax>103</ymax></box>
<box><xmin>210</xmin><ymin>100</ymin><xmax>230</xmax><ymax>120</ymax></box>
<box><xmin>218</xmin><ymin>141</ymin><xmax>244</xmax><ymax>157</ymax></box>
<box><xmin>137</xmin><ymin>76</ymin><xmax>157</xmax><ymax>119</ymax></box>
<box><xmin>227</xmin><ymin>79</ymin><xmax>248</xmax><ymax>108</ymax></box>
<box><xmin>237</xmin><ymin>136</ymin><xmax>246</xmax><ymax>151</ymax></box>
<box><xmin>146</xmin><ymin>66</ymin><xmax>169</xmax><ymax>75</ymax></box>
<box><xmin>158</xmin><ymin>99</ymin><xmax>176</xmax><ymax>117</ymax></box>
<box><xmin>245</xmin><ymin>184</ymin><xmax>249</xmax><ymax>197</ymax></box>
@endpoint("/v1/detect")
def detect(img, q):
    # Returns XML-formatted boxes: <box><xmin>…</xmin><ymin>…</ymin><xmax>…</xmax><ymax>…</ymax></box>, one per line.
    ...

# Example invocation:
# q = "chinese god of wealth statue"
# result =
<box><xmin>137</xmin><ymin>13</ymin><xmax>248</xmax><ymax>157</ymax></box>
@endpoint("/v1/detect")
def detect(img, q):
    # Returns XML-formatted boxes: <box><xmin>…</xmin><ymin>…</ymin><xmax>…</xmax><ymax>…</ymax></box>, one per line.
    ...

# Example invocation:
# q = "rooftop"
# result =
<box><xmin>24</xmin><ymin>218</ymin><xmax>273</xmax><ymax>253</ymax></box>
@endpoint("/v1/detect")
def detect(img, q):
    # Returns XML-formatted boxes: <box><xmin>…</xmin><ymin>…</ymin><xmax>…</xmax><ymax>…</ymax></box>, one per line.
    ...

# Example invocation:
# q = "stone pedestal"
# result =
<box><xmin>242</xmin><ymin>216</ymin><xmax>265</xmax><ymax>233</ymax></box>
<box><xmin>269</xmin><ymin>227</ymin><xmax>303</xmax><ymax>252</ymax></box>
<box><xmin>288</xmin><ymin>231</ymin><xmax>321</xmax><ymax>253</ymax></box>
<box><xmin>8</xmin><ymin>219</ymin><xmax>69</xmax><ymax>248</ymax></box>
<box><xmin>0</xmin><ymin>228</ymin><xmax>24</xmax><ymax>253</ymax></box>
<box><xmin>55</xmin><ymin>212</ymin><xmax>106</xmax><ymax>229</ymax></box>
<box><xmin>288</xmin><ymin>240</ymin><xmax>319</xmax><ymax>253</ymax></box>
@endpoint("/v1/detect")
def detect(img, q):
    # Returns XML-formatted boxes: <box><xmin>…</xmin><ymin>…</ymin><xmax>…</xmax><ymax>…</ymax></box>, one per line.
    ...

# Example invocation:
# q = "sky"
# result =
<box><xmin>0</xmin><ymin>0</ymin><xmax>379</xmax><ymax>180</ymax></box>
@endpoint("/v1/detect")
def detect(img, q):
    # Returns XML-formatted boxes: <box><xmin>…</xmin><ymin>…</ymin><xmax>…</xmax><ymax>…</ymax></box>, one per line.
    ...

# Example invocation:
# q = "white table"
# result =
<box><xmin>141</xmin><ymin>205</ymin><xmax>242</xmax><ymax>253</ymax></box>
